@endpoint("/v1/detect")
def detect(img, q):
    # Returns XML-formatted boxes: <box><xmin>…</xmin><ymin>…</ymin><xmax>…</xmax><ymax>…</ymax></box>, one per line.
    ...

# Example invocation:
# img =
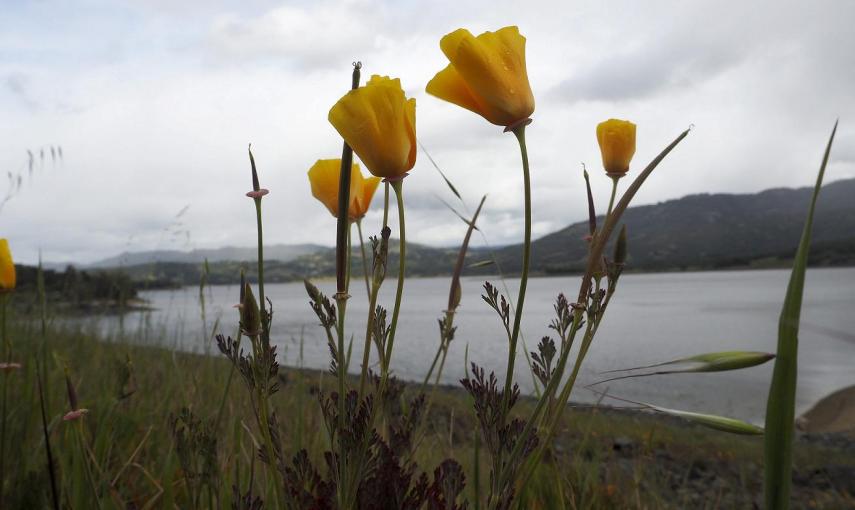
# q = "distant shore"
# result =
<box><xmin>798</xmin><ymin>385</ymin><xmax>855</xmax><ymax>437</ymax></box>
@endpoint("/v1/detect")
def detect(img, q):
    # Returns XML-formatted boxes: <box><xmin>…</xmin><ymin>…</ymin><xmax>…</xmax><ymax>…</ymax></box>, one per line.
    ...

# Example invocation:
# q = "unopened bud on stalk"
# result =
<box><xmin>596</xmin><ymin>119</ymin><xmax>636</xmax><ymax>177</ymax></box>
<box><xmin>583</xmin><ymin>168</ymin><xmax>596</xmax><ymax>238</ymax></box>
<box><xmin>304</xmin><ymin>279</ymin><xmax>322</xmax><ymax>303</ymax></box>
<box><xmin>373</xmin><ymin>226</ymin><xmax>391</xmax><ymax>284</ymax></box>
<box><xmin>62</xmin><ymin>369</ymin><xmax>89</xmax><ymax>421</ymax></box>
<box><xmin>240</xmin><ymin>283</ymin><xmax>261</xmax><ymax>337</ymax></box>
<box><xmin>245</xmin><ymin>144</ymin><xmax>269</xmax><ymax>199</ymax></box>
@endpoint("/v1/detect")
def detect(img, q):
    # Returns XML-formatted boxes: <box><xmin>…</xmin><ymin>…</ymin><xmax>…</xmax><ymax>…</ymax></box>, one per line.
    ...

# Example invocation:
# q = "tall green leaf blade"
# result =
<box><xmin>764</xmin><ymin>121</ymin><xmax>837</xmax><ymax>510</ymax></box>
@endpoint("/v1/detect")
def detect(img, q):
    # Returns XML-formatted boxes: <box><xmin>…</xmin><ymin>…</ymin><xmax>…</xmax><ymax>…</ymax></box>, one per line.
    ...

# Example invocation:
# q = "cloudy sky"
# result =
<box><xmin>2</xmin><ymin>0</ymin><xmax>854</xmax><ymax>265</ymax></box>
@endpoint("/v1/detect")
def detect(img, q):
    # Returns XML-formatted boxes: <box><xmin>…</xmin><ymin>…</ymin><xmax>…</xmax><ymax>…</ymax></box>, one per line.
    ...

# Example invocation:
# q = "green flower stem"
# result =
<box><xmin>76</xmin><ymin>421</ymin><xmax>102</xmax><ymax>510</ymax></box>
<box><xmin>332</xmin><ymin>213</ymin><xmax>350</xmax><ymax>510</ymax></box>
<box><xmin>382</xmin><ymin>182</ymin><xmax>390</xmax><ymax>229</ymax></box>
<box><xmin>605</xmin><ymin>176</ymin><xmax>619</xmax><ymax>220</ymax></box>
<box><xmin>333</xmin><ymin>293</ymin><xmax>349</xmax><ymax>509</ymax></box>
<box><xmin>358</xmin><ymin>182</ymin><xmax>391</xmax><ymax>398</ymax></box>
<box><xmin>356</xmin><ymin>219</ymin><xmax>371</xmax><ymax>300</ymax></box>
<box><xmin>498</xmin><ymin>309</ymin><xmax>583</xmax><ymax>488</ymax></box>
<box><xmin>511</xmin><ymin>314</ymin><xmax>594</xmax><ymax>492</ymax></box>
<box><xmin>358</xmin><ymin>283</ymin><xmax>381</xmax><ymax>398</ymax></box>
<box><xmin>253</xmin><ymin>199</ymin><xmax>265</xmax><ymax>314</ymax></box>
<box><xmin>500</xmin><ymin>123</ymin><xmax>532</xmax><ymax>420</ymax></box>
<box><xmin>251</xmin><ymin>197</ymin><xmax>283</xmax><ymax>508</ymax></box>
<box><xmin>421</xmin><ymin>338</ymin><xmax>445</xmax><ymax>389</ymax></box>
<box><xmin>214</xmin><ymin>330</ymin><xmax>242</xmax><ymax>431</ymax></box>
<box><xmin>382</xmin><ymin>180</ymin><xmax>407</xmax><ymax>378</ymax></box>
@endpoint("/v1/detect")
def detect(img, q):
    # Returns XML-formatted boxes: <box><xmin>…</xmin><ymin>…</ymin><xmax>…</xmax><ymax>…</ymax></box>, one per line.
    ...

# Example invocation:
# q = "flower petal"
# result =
<box><xmin>0</xmin><ymin>239</ymin><xmax>15</xmax><ymax>291</ymax></box>
<box><xmin>308</xmin><ymin>159</ymin><xmax>362</xmax><ymax>218</ymax></box>
<box><xmin>426</xmin><ymin>64</ymin><xmax>486</xmax><ymax>118</ymax></box>
<box><xmin>353</xmin><ymin>176</ymin><xmax>381</xmax><ymax>218</ymax></box>
<box><xmin>329</xmin><ymin>75</ymin><xmax>416</xmax><ymax>178</ymax></box>
<box><xmin>428</xmin><ymin>26</ymin><xmax>534</xmax><ymax>126</ymax></box>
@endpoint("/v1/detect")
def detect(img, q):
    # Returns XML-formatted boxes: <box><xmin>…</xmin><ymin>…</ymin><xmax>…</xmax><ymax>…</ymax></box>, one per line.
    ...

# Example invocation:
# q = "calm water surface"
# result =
<box><xmin>94</xmin><ymin>268</ymin><xmax>855</xmax><ymax>424</ymax></box>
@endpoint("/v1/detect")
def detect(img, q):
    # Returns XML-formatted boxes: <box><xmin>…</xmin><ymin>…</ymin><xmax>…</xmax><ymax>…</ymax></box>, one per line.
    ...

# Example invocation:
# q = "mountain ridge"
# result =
<box><xmin>73</xmin><ymin>178</ymin><xmax>855</xmax><ymax>286</ymax></box>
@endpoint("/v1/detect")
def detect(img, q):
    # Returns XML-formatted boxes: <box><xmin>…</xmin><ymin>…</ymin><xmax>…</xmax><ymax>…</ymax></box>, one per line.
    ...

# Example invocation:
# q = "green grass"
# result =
<box><xmin>2</xmin><ymin>316</ymin><xmax>852</xmax><ymax>509</ymax></box>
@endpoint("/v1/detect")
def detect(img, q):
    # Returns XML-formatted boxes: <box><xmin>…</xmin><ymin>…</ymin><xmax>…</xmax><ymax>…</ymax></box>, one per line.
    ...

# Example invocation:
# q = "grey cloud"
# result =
<box><xmin>205</xmin><ymin>1</ymin><xmax>384</xmax><ymax>70</ymax></box>
<box><xmin>5</xmin><ymin>73</ymin><xmax>40</xmax><ymax>111</ymax></box>
<box><xmin>549</xmin><ymin>37</ymin><xmax>744</xmax><ymax>104</ymax></box>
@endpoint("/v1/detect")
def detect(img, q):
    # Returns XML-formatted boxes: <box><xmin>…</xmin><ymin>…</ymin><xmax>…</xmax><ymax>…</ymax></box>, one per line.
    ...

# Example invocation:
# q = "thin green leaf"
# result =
<box><xmin>464</xmin><ymin>343</ymin><xmax>470</xmax><ymax>380</ymax></box>
<box><xmin>765</xmin><ymin>120</ymin><xmax>837</xmax><ymax>510</ymax></box>
<box><xmin>435</xmin><ymin>195</ymin><xmax>475</xmax><ymax>228</ymax></box>
<box><xmin>448</xmin><ymin>195</ymin><xmax>487</xmax><ymax>312</ymax></box>
<box><xmin>419</xmin><ymin>140</ymin><xmax>462</xmax><ymax>200</ymax></box>
<box><xmin>468</xmin><ymin>260</ymin><xmax>495</xmax><ymax>268</ymax></box>
<box><xmin>583</xmin><ymin>168</ymin><xmax>596</xmax><ymax>236</ymax></box>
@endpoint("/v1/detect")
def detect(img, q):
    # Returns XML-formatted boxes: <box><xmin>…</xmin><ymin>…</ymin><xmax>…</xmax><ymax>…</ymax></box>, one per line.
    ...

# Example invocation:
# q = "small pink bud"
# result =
<box><xmin>382</xmin><ymin>174</ymin><xmax>409</xmax><ymax>183</ymax></box>
<box><xmin>63</xmin><ymin>409</ymin><xmax>89</xmax><ymax>421</ymax></box>
<box><xmin>246</xmin><ymin>189</ymin><xmax>269</xmax><ymax>198</ymax></box>
<box><xmin>503</xmin><ymin>117</ymin><xmax>533</xmax><ymax>133</ymax></box>
<box><xmin>0</xmin><ymin>362</ymin><xmax>22</xmax><ymax>372</ymax></box>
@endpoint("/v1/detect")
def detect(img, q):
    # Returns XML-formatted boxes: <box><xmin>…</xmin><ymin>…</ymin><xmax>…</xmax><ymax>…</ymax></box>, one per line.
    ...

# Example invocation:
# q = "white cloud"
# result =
<box><xmin>0</xmin><ymin>0</ymin><xmax>853</xmax><ymax>265</ymax></box>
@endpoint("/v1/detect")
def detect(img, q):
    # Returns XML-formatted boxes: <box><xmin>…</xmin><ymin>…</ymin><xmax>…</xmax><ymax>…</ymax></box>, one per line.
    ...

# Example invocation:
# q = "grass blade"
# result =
<box><xmin>595</xmin><ymin>351</ymin><xmax>775</xmax><ymax>384</ymax></box>
<box><xmin>764</xmin><ymin>120</ymin><xmax>837</xmax><ymax>510</ymax></box>
<box><xmin>36</xmin><ymin>372</ymin><xmax>60</xmax><ymax>510</ymax></box>
<box><xmin>419</xmin><ymin>140</ymin><xmax>462</xmax><ymax>200</ymax></box>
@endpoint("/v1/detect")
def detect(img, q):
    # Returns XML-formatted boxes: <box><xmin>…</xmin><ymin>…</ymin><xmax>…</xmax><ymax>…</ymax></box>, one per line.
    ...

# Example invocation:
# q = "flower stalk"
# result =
<box><xmin>382</xmin><ymin>178</ymin><xmax>407</xmax><ymax>381</ymax></box>
<box><xmin>500</xmin><ymin>120</ymin><xmax>533</xmax><ymax>420</ymax></box>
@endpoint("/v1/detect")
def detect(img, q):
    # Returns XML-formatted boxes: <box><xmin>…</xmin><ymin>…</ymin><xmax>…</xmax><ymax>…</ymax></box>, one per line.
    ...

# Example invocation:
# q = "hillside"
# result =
<box><xmin>87</xmin><ymin>243</ymin><xmax>325</xmax><ymax>268</ymax></box>
<box><xmin>488</xmin><ymin>177</ymin><xmax>855</xmax><ymax>274</ymax></box>
<box><xmin>62</xmin><ymin>178</ymin><xmax>855</xmax><ymax>287</ymax></box>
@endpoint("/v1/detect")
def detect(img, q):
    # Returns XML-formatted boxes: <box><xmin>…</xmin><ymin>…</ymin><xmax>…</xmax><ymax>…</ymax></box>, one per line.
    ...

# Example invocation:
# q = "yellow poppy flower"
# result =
<box><xmin>308</xmin><ymin>159</ymin><xmax>381</xmax><ymax>220</ymax></box>
<box><xmin>597</xmin><ymin>119</ymin><xmax>636</xmax><ymax>176</ymax></box>
<box><xmin>0</xmin><ymin>239</ymin><xmax>15</xmax><ymax>291</ymax></box>
<box><xmin>426</xmin><ymin>26</ymin><xmax>535</xmax><ymax>127</ymax></box>
<box><xmin>328</xmin><ymin>75</ymin><xmax>416</xmax><ymax>179</ymax></box>
<box><xmin>352</xmin><ymin>173</ymin><xmax>381</xmax><ymax>219</ymax></box>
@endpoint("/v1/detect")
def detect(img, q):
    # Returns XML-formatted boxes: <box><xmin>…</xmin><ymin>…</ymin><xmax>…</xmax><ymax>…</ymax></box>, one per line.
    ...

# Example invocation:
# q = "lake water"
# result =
<box><xmin>91</xmin><ymin>268</ymin><xmax>855</xmax><ymax>425</ymax></box>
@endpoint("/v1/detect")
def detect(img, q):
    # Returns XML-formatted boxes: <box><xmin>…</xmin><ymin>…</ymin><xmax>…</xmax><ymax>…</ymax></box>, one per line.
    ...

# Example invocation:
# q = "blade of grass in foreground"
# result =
<box><xmin>764</xmin><ymin>120</ymin><xmax>837</xmax><ymax>510</ymax></box>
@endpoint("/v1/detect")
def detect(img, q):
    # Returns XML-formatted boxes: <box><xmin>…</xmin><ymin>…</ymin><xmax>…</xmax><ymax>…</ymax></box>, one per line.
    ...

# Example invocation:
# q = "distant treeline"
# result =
<box><xmin>13</xmin><ymin>265</ymin><xmax>138</xmax><ymax>310</ymax></box>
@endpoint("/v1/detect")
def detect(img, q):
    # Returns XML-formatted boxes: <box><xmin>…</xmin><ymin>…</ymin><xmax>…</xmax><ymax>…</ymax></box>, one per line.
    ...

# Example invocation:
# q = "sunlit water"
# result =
<box><xmin>86</xmin><ymin>268</ymin><xmax>855</xmax><ymax>424</ymax></box>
